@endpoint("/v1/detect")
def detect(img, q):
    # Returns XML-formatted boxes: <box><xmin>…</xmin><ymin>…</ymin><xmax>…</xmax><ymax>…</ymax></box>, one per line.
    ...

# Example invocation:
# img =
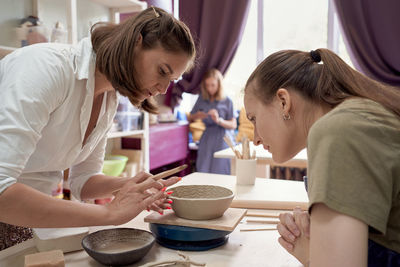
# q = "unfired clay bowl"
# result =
<box><xmin>168</xmin><ymin>185</ymin><xmax>234</xmax><ymax>220</ymax></box>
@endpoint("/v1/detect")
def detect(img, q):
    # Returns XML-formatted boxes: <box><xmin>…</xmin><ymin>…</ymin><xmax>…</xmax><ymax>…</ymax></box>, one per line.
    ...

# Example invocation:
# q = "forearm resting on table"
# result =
<box><xmin>80</xmin><ymin>174</ymin><xmax>129</xmax><ymax>200</ymax></box>
<box><xmin>0</xmin><ymin>183</ymin><xmax>112</xmax><ymax>228</ymax></box>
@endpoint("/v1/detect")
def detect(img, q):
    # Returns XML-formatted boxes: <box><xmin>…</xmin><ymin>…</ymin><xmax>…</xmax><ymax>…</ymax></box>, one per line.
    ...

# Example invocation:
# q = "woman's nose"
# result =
<box><xmin>158</xmin><ymin>81</ymin><xmax>171</xmax><ymax>94</ymax></box>
<box><xmin>253</xmin><ymin>131</ymin><xmax>262</xmax><ymax>146</ymax></box>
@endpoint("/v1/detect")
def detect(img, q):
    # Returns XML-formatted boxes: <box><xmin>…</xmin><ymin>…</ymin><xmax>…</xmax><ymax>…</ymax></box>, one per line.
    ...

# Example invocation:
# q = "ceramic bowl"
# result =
<box><xmin>102</xmin><ymin>155</ymin><xmax>128</xmax><ymax>177</ymax></box>
<box><xmin>81</xmin><ymin>228</ymin><xmax>155</xmax><ymax>266</ymax></box>
<box><xmin>168</xmin><ymin>185</ymin><xmax>234</xmax><ymax>220</ymax></box>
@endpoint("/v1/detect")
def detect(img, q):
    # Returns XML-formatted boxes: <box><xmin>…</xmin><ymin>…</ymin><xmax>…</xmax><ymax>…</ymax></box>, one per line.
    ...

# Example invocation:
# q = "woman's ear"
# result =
<box><xmin>135</xmin><ymin>34</ymin><xmax>143</xmax><ymax>46</ymax></box>
<box><xmin>276</xmin><ymin>88</ymin><xmax>291</xmax><ymax>114</ymax></box>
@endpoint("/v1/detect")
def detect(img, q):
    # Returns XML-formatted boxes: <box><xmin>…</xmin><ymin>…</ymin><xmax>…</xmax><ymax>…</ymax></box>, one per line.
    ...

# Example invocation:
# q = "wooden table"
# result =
<box><xmin>214</xmin><ymin>142</ymin><xmax>308</xmax><ymax>178</ymax></box>
<box><xmin>1</xmin><ymin>173</ymin><xmax>306</xmax><ymax>267</ymax></box>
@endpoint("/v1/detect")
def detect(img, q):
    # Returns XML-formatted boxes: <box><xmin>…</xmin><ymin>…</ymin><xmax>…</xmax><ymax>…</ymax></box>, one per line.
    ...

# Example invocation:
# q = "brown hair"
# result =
<box><xmin>246</xmin><ymin>48</ymin><xmax>400</xmax><ymax>117</ymax></box>
<box><xmin>91</xmin><ymin>7</ymin><xmax>196</xmax><ymax>114</ymax></box>
<box><xmin>201</xmin><ymin>68</ymin><xmax>224</xmax><ymax>101</ymax></box>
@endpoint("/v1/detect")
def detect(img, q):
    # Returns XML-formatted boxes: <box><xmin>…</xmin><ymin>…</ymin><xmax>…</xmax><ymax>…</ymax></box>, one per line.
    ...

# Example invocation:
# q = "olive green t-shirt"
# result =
<box><xmin>307</xmin><ymin>98</ymin><xmax>400</xmax><ymax>253</ymax></box>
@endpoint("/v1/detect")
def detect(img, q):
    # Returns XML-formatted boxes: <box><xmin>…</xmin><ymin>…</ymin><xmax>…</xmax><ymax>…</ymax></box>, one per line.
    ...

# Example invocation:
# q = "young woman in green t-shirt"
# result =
<box><xmin>243</xmin><ymin>48</ymin><xmax>400</xmax><ymax>266</ymax></box>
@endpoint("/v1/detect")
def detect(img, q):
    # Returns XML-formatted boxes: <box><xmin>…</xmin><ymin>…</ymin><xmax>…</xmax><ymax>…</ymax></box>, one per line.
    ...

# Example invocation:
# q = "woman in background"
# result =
<box><xmin>0</xmin><ymin>6</ymin><xmax>195</xmax><ymax>250</ymax></box>
<box><xmin>188</xmin><ymin>68</ymin><xmax>236</xmax><ymax>174</ymax></box>
<box><xmin>244</xmin><ymin>48</ymin><xmax>399</xmax><ymax>266</ymax></box>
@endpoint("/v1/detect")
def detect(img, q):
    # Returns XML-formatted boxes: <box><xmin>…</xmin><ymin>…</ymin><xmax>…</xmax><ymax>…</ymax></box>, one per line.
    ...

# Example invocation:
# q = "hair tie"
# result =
<box><xmin>151</xmin><ymin>6</ymin><xmax>160</xmax><ymax>18</ymax></box>
<box><xmin>310</xmin><ymin>50</ymin><xmax>321</xmax><ymax>63</ymax></box>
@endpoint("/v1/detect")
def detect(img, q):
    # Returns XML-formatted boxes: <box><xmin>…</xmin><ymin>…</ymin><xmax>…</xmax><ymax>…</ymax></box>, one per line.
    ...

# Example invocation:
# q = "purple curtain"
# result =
<box><xmin>334</xmin><ymin>0</ymin><xmax>400</xmax><ymax>86</ymax></box>
<box><xmin>165</xmin><ymin>0</ymin><xmax>251</xmax><ymax>107</ymax></box>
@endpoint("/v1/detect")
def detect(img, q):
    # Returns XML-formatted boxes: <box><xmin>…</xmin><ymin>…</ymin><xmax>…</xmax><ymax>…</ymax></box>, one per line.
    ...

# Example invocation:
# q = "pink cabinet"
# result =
<box><xmin>149</xmin><ymin>122</ymin><xmax>189</xmax><ymax>170</ymax></box>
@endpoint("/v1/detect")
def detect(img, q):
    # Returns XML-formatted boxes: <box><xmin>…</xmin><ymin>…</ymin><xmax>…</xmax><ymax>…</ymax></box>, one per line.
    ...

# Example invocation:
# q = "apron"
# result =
<box><xmin>0</xmin><ymin>222</ymin><xmax>33</xmax><ymax>251</ymax></box>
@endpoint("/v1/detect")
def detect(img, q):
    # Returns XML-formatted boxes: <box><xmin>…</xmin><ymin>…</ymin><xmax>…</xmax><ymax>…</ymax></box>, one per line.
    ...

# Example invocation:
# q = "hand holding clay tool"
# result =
<box><xmin>112</xmin><ymin>164</ymin><xmax>188</xmax><ymax>195</ymax></box>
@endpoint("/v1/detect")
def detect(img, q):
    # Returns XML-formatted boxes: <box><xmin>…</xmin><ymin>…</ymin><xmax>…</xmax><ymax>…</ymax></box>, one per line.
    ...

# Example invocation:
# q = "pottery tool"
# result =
<box><xmin>246</xmin><ymin>219</ymin><xmax>279</xmax><ymax>224</ymax></box>
<box><xmin>246</xmin><ymin>212</ymin><xmax>279</xmax><ymax>218</ymax></box>
<box><xmin>242</xmin><ymin>136</ymin><xmax>251</xmax><ymax>159</ymax></box>
<box><xmin>240</xmin><ymin>228</ymin><xmax>277</xmax><ymax>232</ymax></box>
<box><xmin>251</xmin><ymin>149</ymin><xmax>256</xmax><ymax>159</ymax></box>
<box><xmin>112</xmin><ymin>164</ymin><xmax>187</xmax><ymax>195</ymax></box>
<box><xmin>223</xmin><ymin>135</ymin><xmax>242</xmax><ymax>159</ymax></box>
<box><xmin>150</xmin><ymin>164</ymin><xmax>188</xmax><ymax>181</ymax></box>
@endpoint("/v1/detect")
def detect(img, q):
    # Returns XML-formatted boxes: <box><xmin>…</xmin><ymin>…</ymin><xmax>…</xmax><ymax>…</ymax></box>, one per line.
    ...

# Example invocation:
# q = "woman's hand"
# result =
<box><xmin>195</xmin><ymin>111</ymin><xmax>208</xmax><ymax>120</ymax></box>
<box><xmin>208</xmin><ymin>109</ymin><xmax>219</xmax><ymax>123</ymax></box>
<box><xmin>143</xmin><ymin>176</ymin><xmax>180</xmax><ymax>214</ymax></box>
<box><xmin>277</xmin><ymin>207</ymin><xmax>310</xmax><ymax>264</ymax></box>
<box><xmin>106</xmin><ymin>172</ymin><xmax>180</xmax><ymax>225</ymax></box>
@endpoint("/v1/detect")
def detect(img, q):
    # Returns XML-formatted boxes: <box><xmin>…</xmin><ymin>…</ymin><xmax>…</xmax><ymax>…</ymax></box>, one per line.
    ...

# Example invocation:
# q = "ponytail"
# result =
<box><xmin>246</xmin><ymin>48</ymin><xmax>400</xmax><ymax>117</ymax></box>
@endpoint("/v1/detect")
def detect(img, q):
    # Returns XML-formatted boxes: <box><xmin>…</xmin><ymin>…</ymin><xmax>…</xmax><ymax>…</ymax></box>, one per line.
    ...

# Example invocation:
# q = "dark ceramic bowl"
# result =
<box><xmin>81</xmin><ymin>228</ymin><xmax>155</xmax><ymax>266</ymax></box>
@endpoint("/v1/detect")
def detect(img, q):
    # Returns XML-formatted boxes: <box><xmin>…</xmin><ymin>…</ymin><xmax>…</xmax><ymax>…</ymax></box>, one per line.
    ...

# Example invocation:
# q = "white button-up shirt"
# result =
<box><xmin>0</xmin><ymin>38</ymin><xmax>118</xmax><ymax>200</ymax></box>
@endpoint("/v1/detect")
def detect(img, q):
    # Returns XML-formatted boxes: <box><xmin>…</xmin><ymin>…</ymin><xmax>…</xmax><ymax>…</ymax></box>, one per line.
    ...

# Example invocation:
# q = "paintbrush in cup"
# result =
<box><xmin>223</xmin><ymin>135</ymin><xmax>242</xmax><ymax>159</ymax></box>
<box><xmin>112</xmin><ymin>164</ymin><xmax>188</xmax><ymax>196</ymax></box>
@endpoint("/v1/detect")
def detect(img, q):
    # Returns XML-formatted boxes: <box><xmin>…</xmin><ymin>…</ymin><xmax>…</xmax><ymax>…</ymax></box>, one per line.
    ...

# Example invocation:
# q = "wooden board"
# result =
<box><xmin>144</xmin><ymin>208</ymin><xmax>247</xmax><ymax>231</ymax></box>
<box><xmin>177</xmin><ymin>172</ymin><xmax>309</xmax><ymax>210</ymax></box>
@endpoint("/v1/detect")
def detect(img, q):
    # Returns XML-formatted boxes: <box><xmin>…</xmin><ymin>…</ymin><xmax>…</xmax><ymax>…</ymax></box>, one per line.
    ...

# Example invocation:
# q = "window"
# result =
<box><xmin>179</xmin><ymin>0</ymin><xmax>354</xmax><ymax>113</ymax></box>
<box><xmin>223</xmin><ymin>0</ymin><xmax>353</xmax><ymax>110</ymax></box>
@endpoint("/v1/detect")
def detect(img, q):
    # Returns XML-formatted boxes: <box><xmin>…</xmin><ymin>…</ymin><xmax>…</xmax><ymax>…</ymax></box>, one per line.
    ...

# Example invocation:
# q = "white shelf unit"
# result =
<box><xmin>32</xmin><ymin>0</ymin><xmax>147</xmax><ymax>44</ymax></box>
<box><xmin>107</xmin><ymin>111</ymin><xmax>150</xmax><ymax>172</ymax></box>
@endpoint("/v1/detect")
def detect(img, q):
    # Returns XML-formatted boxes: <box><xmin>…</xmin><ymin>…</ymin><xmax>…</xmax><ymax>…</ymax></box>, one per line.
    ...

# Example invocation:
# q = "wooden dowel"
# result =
<box><xmin>240</xmin><ymin>228</ymin><xmax>277</xmax><ymax>232</ymax></box>
<box><xmin>246</xmin><ymin>212</ymin><xmax>280</xmax><ymax>218</ymax></box>
<box><xmin>246</xmin><ymin>219</ymin><xmax>279</xmax><ymax>224</ymax></box>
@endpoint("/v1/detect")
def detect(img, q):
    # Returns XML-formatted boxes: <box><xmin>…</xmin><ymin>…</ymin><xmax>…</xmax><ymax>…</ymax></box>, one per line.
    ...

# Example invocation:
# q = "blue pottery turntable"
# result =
<box><xmin>149</xmin><ymin>223</ymin><xmax>231</xmax><ymax>251</ymax></box>
<box><xmin>144</xmin><ymin>208</ymin><xmax>247</xmax><ymax>251</ymax></box>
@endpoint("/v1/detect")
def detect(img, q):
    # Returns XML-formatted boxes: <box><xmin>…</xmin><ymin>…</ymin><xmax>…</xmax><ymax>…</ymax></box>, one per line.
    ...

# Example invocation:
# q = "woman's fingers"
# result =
<box><xmin>278</xmin><ymin>236</ymin><xmax>294</xmax><ymax>252</ymax></box>
<box><xmin>136</xmin><ymin>176</ymin><xmax>165</xmax><ymax>192</ymax></box>
<box><xmin>279</xmin><ymin>212</ymin><xmax>300</xmax><ymax>237</ymax></box>
<box><xmin>293</xmin><ymin>208</ymin><xmax>310</xmax><ymax>238</ymax></box>
<box><xmin>160</xmin><ymin>176</ymin><xmax>181</xmax><ymax>187</ymax></box>
<box><xmin>141</xmin><ymin>190</ymin><xmax>165</xmax><ymax>209</ymax></box>
<box><xmin>277</xmin><ymin>222</ymin><xmax>297</xmax><ymax>244</ymax></box>
<box><xmin>131</xmin><ymin>171</ymin><xmax>152</xmax><ymax>183</ymax></box>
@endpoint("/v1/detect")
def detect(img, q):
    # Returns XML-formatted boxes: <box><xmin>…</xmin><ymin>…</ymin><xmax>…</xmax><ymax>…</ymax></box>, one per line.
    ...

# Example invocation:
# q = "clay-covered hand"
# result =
<box><xmin>106</xmin><ymin>172</ymin><xmax>173</xmax><ymax>225</ymax></box>
<box><xmin>277</xmin><ymin>207</ymin><xmax>310</xmax><ymax>264</ymax></box>
<box><xmin>207</xmin><ymin>109</ymin><xmax>219</xmax><ymax>123</ymax></box>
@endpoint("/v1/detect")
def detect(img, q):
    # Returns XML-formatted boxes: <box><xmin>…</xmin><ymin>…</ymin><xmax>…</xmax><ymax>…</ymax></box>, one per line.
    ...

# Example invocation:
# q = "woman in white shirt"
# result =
<box><xmin>0</xmin><ymin>6</ymin><xmax>195</xmax><ymax>249</ymax></box>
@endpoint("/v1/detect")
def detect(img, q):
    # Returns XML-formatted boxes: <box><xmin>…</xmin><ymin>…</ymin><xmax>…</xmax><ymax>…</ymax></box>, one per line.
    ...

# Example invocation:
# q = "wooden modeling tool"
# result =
<box><xmin>241</xmin><ymin>136</ymin><xmax>251</xmax><ymax>159</ymax></box>
<box><xmin>149</xmin><ymin>164</ymin><xmax>188</xmax><ymax>181</ymax></box>
<box><xmin>240</xmin><ymin>228</ymin><xmax>277</xmax><ymax>232</ymax></box>
<box><xmin>246</xmin><ymin>212</ymin><xmax>279</xmax><ymax>218</ymax></box>
<box><xmin>246</xmin><ymin>219</ymin><xmax>279</xmax><ymax>224</ymax></box>
<box><xmin>223</xmin><ymin>135</ymin><xmax>242</xmax><ymax>159</ymax></box>
<box><xmin>112</xmin><ymin>164</ymin><xmax>188</xmax><ymax>195</ymax></box>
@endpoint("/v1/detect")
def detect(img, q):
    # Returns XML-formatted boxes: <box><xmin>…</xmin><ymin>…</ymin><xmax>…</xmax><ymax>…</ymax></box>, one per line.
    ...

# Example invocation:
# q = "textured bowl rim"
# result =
<box><xmin>81</xmin><ymin>228</ymin><xmax>155</xmax><ymax>256</ymax></box>
<box><xmin>168</xmin><ymin>185</ymin><xmax>234</xmax><ymax>201</ymax></box>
